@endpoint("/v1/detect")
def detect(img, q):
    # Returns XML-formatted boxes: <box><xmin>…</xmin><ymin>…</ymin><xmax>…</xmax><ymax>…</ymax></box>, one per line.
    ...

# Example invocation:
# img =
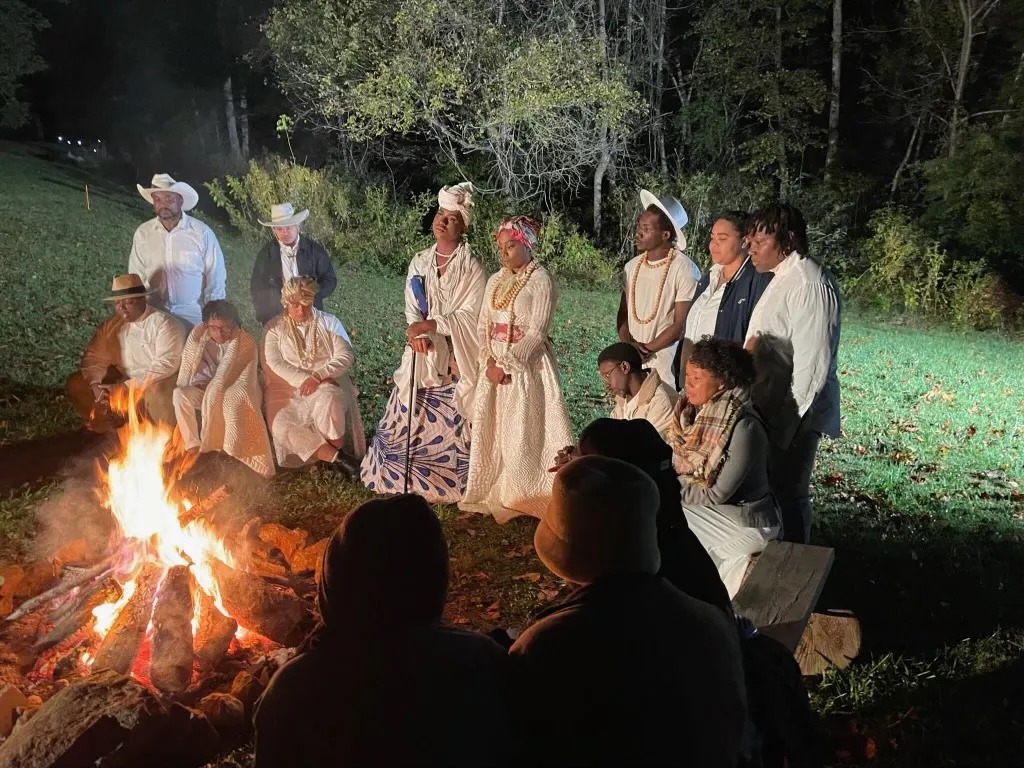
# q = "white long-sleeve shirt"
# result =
<box><xmin>81</xmin><ymin>307</ymin><xmax>185</xmax><ymax>387</ymax></box>
<box><xmin>745</xmin><ymin>251</ymin><xmax>842</xmax><ymax>437</ymax></box>
<box><xmin>128</xmin><ymin>213</ymin><xmax>227</xmax><ymax>327</ymax></box>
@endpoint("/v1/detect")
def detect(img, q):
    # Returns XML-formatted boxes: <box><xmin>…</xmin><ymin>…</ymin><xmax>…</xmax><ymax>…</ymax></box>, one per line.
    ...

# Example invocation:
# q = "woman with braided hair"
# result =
<box><xmin>459</xmin><ymin>217</ymin><xmax>573</xmax><ymax>523</ymax></box>
<box><xmin>262</xmin><ymin>276</ymin><xmax>365</xmax><ymax>476</ymax></box>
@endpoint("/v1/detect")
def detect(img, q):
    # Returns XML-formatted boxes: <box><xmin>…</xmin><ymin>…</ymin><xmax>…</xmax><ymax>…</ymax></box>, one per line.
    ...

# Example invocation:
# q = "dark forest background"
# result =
<box><xmin>4</xmin><ymin>0</ymin><xmax>1024</xmax><ymax>325</ymax></box>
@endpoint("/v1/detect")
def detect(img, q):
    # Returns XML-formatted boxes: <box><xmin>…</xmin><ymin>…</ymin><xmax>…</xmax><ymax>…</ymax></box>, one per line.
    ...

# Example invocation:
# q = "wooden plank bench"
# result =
<box><xmin>732</xmin><ymin>541</ymin><xmax>860</xmax><ymax>675</ymax></box>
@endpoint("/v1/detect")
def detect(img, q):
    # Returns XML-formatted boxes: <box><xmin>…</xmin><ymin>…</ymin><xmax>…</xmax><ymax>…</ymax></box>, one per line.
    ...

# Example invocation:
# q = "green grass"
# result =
<box><xmin>2</xmin><ymin>147</ymin><xmax>1024</xmax><ymax>765</ymax></box>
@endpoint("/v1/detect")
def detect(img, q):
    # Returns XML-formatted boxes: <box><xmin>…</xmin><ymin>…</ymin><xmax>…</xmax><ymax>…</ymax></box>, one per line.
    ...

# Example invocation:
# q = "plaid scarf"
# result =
<box><xmin>667</xmin><ymin>387</ymin><xmax>749</xmax><ymax>488</ymax></box>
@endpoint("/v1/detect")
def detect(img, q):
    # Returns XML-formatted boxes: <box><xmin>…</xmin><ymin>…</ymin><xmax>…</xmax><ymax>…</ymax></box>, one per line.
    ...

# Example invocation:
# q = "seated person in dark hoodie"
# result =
<box><xmin>254</xmin><ymin>495</ymin><xmax>513</xmax><ymax>767</ymax></box>
<box><xmin>553</xmin><ymin>417</ymin><xmax>731</xmax><ymax>613</ymax></box>
<box><xmin>510</xmin><ymin>455</ymin><xmax>747</xmax><ymax>767</ymax></box>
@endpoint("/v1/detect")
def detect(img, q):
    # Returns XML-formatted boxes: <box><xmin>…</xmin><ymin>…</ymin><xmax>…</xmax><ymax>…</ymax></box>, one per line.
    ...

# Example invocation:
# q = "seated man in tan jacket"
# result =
<box><xmin>66</xmin><ymin>274</ymin><xmax>185</xmax><ymax>431</ymax></box>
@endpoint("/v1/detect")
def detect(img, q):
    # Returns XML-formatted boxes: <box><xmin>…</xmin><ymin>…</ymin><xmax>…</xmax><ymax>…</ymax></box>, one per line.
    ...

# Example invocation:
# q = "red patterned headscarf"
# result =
<box><xmin>495</xmin><ymin>216</ymin><xmax>541</xmax><ymax>252</ymax></box>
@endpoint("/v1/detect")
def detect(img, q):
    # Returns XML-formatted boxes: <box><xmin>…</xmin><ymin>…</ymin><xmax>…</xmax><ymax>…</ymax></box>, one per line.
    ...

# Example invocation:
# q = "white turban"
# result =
<box><xmin>437</xmin><ymin>182</ymin><xmax>475</xmax><ymax>228</ymax></box>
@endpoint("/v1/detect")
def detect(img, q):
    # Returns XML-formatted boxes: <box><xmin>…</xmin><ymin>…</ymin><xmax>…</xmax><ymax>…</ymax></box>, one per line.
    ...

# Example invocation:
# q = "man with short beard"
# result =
<box><xmin>66</xmin><ymin>274</ymin><xmax>185</xmax><ymax>431</ymax></box>
<box><xmin>129</xmin><ymin>174</ymin><xmax>227</xmax><ymax>328</ymax></box>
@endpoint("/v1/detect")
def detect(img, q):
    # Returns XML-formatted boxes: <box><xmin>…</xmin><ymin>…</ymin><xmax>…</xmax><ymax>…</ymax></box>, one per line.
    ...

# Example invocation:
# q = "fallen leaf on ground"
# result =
<box><xmin>513</xmin><ymin>572</ymin><xmax>542</xmax><ymax>583</ymax></box>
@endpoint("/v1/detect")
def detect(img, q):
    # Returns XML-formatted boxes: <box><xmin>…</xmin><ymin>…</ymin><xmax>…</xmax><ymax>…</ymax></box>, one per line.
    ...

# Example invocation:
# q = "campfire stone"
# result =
<box><xmin>0</xmin><ymin>670</ymin><xmax>221</xmax><ymax>768</ymax></box>
<box><xmin>200</xmin><ymin>692</ymin><xmax>245</xmax><ymax>734</ymax></box>
<box><xmin>230</xmin><ymin>670</ymin><xmax>265</xmax><ymax>722</ymax></box>
<box><xmin>0</xmin><ymin>684</ymin><xmax>29</xmax><ymax>737</ymax></box>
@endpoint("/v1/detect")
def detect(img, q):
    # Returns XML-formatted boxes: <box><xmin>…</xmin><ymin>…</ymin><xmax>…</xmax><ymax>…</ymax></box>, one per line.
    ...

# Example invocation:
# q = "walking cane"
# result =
<box><xmin>404</xmin><ymin>274</ymin><xmax>429</xmax><ymax>496</ymax></box>
<box><xmin>403</xmin><ymin>346</ymin><xmax>417</xmax><ymax>495</ymax></box>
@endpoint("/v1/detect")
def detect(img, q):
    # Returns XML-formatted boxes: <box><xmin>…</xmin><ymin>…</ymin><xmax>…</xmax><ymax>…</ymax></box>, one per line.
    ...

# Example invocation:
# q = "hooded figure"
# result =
<box><xmin>575</xmin><ymin>417</ymin><xmax>731</xmax><ymax>612</ymax></box>
<box><xmin>509</xmin><ymin>455</ymin><xmax>747</xmax><ymax>768</ymax></box>
<box><xmin>254</xmin><ymin>496</ymin><xmax>513</xmax><ymax>767</ymax></box>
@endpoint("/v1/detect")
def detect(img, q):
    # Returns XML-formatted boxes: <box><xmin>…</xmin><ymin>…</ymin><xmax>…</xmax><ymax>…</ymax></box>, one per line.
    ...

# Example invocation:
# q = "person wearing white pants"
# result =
<box><xmin>669</xmin><ymin>336</ymin><xmax>780</xmax><ymax>598</ymax></box>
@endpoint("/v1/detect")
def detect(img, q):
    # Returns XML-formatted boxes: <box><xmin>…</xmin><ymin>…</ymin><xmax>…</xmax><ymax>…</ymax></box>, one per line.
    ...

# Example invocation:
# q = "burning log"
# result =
<box><xmin>177</xmin><ymin>484</ymin><xmax>230</xmax><ymax>528</ymax></box>
<box><xmin>210</xmin><ymin>558</ymin><xmax>311</xmax><ymax>646</ymax></box>
<box><xmin>193</xmin><ymin>590</ymin><xmax>237</xmax><ymax>672</ymax></box>
<box><xmin>149</xmin><ymin>566</ymin><xmax>194</xmax><ymax>693</ymax></box>
<box><xmin>34</xmin><ymin>578</ymin><xmax>122</xmax><ymax>652</ymax></box>
<box><xmin>5</xmin><ymin>555</ymin><xmax>116</xmax><ymax>623</ymax></box>
<box><xmin>92</xmin><ymin>563</ymin><xmax>163</xmax><ymax>675</ymax></box>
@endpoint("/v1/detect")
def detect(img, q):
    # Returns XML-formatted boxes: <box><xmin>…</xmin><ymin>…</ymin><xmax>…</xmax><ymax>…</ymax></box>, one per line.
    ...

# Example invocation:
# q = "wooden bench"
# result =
<box><xmin>732</xmin><ymin>541</ymin><xmax>860</xmax><ymax>675</ymax></box>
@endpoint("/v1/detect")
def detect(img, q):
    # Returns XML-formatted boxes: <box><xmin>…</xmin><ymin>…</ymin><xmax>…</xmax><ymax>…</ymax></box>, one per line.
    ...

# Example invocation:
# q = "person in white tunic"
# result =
<box><xmin>262</xmin><ymin>277</ymin><xmax>365</xmax><ymax>478</ymax></box>
<box><xmin>618</xmin><ymin>189</ymin><xmax>701</xmax><ymax>387</ymax></box>
<box><xmin>173</xmin><ymin>300</ymin><xmax>275</xmax><ymax>478</ymax></box>
<box><xmin>744</xmin><ymin>203</ymin><xmax>842</xmax><ymax>544</ymax></box>
<box><xmin>66</xmin><ymin>274</ymin><xmax>185</xmax><ymax>431</ymax></box>
<box><xmin>459</xmin><ymin>217</ymin><xmax>573</xmax><ymax>523</ymax></box>
<box><xmin>551</xmin><ymin>342</ymin><xmax>678</xmax><ymax>471</ymax></box>
<box><xmin>129</xmin><ymin>174</ymin><xmax>227</xmax><ymax>328</ymax></box>
<box><xmin>360</xmin><ymin>183</ymin><xmax>486</xmax><ymax>502</ymax></box>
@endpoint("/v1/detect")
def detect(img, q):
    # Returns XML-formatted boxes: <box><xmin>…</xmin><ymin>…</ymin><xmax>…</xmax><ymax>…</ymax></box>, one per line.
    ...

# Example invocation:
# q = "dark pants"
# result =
<box><xmin>768</xmin><ymin>424</ymin><xmax>821</xmax><ymax>544</ymax></box>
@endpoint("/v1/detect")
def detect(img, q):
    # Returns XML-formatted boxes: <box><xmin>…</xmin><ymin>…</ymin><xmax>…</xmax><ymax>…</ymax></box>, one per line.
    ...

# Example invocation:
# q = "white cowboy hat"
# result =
<box><xmin>259</xmin><ymin>202</ymin><xmax>310</xmax><ymax>228</ymax></box>
<box><xmin>137</xmin><ymin>173</ymin><xmax>199</xmax><ymax>212</ymax></box>
<box><xmin>640</xmin><ymin>189</ymin><xmax>688</xmax><ymax>251</ymax></box>
<box><xmin>103</xmin><ymin>273</ymin><xmax>154</xmax><ymax>302</ymax></box>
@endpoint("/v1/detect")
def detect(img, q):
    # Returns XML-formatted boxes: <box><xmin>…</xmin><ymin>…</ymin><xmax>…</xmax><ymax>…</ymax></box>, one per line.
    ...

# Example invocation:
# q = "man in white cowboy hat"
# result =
<box><xmin>509</xmin><ymin>455</ymin><xmax>747</xmax><ymax>766</ymax></box>
<box><xmin>129</xmin><ymin>173</ymin><xmax>227</xmax><ymax>328</ymax></box>
<box><xmin>250</xmin><ymin>202</ymin><xmax>337</xmax><ymax>326</ymax></box>
<box><xmin>617</xmin><ymin>189</ymin><xmax>701</xmax><ymax>390</ymax></box>
<box><xmin>66</xmin><ymin>274</ymin><xmax>185</xmax><ymax>432</ymax></box>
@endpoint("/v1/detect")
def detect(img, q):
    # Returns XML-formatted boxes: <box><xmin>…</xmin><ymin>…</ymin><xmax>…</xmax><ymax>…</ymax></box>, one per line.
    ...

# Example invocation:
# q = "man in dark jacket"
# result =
<box><xmin>511</xmin><ymin>455</ymin><xmax>747</xmax><ymax>767</ymax></box>
<box><xmin>250</xmin><ymin>202</ymin><xmax>338</xmax><ymax>325</ymax></box>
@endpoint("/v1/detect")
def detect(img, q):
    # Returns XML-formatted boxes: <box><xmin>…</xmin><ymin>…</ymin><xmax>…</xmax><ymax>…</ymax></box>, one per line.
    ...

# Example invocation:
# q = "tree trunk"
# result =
<box><xmin>1003</xmin><ymin>49</ymin><xmax>1024</xmax><ymax>126</ymax></box>
<box><xmin>948</xmin><ymin>0</ymin><xmax>974</xmax><ymax>158</ymax></box>
<box><xmin>240</xmin><ymin>86</ymin><xmax>250</xmax><ymax>159</ymax></box>
<box><xmin>890</xmin><ymin>113</ymin><xmax>923</xmax><ymax>197</ymax></box>
<box><xmin>824</xmin><ymin>0</ymin><xmax>842</xmax><ymax>180</ymax></box>
<box><xmin>224</xmin><ymin>75</ymin><xmax>242</xmax><ymax>159</ymax></box>
<box><xmin>653</xmin><ymin>0</ymin><xmax>668</xmax><ymax>176</ymax></box>
<box><xmin>594</xmin><ymin>123</ymin><xmax>611</xmax><ymax>238</ymax></box>
<box><xmin>773</xmin><ymin>2</ymin><xmax>789</xmax><ymax>197</ymax></box>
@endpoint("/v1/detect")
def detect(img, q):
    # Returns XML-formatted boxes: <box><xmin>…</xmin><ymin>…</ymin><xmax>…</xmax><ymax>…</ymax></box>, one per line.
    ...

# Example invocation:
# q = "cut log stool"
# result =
<box><xmin>732</xmin><ymin>541</ymin><xmax>860</xmax><ymax>676</ymax></box>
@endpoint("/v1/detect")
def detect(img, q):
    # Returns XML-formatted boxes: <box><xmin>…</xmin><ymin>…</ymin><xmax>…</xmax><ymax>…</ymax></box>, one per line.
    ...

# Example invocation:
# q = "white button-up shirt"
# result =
<box><xmin>684</xmin><ymin>263</ymin><xmax>730</xmax><ymax>345</ymax></box>
<box><xmin>120</xmin><ymin>307</ymin><xmax>185</xmax><ymax>385</ymax></box>
<box><xmin>280</xmin><ymin>236</ymin><xmax>300</xmax><ymax>283</ymax></box>
<box><xmin>745</xmin><ymin>251</ymin><xmax>841</xmax><ymax>436</ymax></box>
<box><xmin>129</xmin><ymin>213</ymin><xmax>227</xmax><ymax>327</ymax></box>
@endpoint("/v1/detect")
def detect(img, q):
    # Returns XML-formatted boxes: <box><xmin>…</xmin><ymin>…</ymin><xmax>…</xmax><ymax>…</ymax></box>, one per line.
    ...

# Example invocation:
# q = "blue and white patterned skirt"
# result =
<box><xmin>360</xmin><ymin>377</ymin><xmax>470</xmax><ymax>503</ymax></box>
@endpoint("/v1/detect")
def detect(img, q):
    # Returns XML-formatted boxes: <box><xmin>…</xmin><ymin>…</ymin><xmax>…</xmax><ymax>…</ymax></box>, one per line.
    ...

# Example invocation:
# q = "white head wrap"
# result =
<box><xmin>437</xmin><ymin>182</ymin><xmax>475</xmax><ymax>228</ymax></box>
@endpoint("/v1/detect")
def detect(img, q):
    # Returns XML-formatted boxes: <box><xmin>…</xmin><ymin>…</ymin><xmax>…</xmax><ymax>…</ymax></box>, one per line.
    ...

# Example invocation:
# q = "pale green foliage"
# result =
<box><xmin>683</xmin><ymin>0</ymin><xmax>828</xmax><ymax>184</ymax></box>
<box><xmin>850</xmin><ymin>208</ymin><xmax>1001</xmax><ymax>329</ymax></box>
<box><xmin>0</xmin><ymin>0</ymin><xmax>49</xmax><ymax>128</ymax></box>
<box><xmin>264</xmin><ymin>0</ymin><xmax>643</xmax><ymax>203</ymax></box>
<box><xmin>206</xmin><ymin>157</ymin><xmax>432</xmax><ymax>273</ymax></box>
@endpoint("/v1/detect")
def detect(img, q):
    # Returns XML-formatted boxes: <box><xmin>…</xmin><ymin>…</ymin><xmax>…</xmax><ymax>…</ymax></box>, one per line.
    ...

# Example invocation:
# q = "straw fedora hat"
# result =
<box><xmin>137</xmin><ymin>173</ymin><xmax>199</xmax><ymax>212</ymax></box>
<box><xmin>259</xmin><ymin>202</ymin><xmax>310</xmax><ymax>228</ymax></box>
<box><xmin>103</xmin><ymin>274</ymin><xmax>153</xmax><ymax>302</ymax></box>
<box><xmin>534</xmin><ymin>455</ymin><xmax>661</xmax><ymax>585</ymax></box>
<box><xmin>640</xmin><ymin>189</ymin><xmax>689</xmax><ymax>251</ymax></box>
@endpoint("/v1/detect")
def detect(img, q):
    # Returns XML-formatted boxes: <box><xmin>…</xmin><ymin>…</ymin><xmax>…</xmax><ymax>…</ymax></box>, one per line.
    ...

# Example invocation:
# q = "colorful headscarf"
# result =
<box><xmin>281</xmin><ymin>276</ymin><xmax>318</xmax><ymax>306</ymax></box>
<box><xmin>437</xmin><ymin>182</ymin><xmax>475</xmax><ymax>228</ymax></box>
<box><xmin>495</xmin><ymin>216</ymin><xmax>541</xmax><ymax>252</ymax></box>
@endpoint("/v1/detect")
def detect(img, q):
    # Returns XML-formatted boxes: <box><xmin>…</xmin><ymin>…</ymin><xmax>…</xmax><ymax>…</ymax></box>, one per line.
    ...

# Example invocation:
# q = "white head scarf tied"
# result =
<box><xmin>437</xmin><ymin>182</ymin><xmax>475</xmax><ymax>228</ymax></box>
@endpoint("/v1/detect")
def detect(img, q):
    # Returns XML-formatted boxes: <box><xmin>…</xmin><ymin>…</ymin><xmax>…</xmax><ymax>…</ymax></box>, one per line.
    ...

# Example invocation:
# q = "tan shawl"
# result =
<box><xmin>667</xmin><ymin>387</ymin><xmax>749</xmax><ymax>487</ymax></box>
<box><xmin>392</xmin><ymin>244</ymin><xmax>486</xmax><ymax>418</ymax></box>
<box><xmin>177</xmin><ymin>325</ymin><xmax>275</xmax><ymax>478</ymax></box>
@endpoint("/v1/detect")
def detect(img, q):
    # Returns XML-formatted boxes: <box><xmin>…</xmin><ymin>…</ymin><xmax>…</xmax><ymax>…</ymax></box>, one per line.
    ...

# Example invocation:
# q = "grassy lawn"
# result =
<box><xmin>2</xmin><ymin>147</ymin><xmax>1023</xmax><ymax>765</ymax></box>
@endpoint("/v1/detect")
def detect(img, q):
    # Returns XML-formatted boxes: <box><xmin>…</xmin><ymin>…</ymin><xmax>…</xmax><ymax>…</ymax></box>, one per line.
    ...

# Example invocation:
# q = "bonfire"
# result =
<box><xmin>10</xmin><ymin>385</ymin><xmax>313</xmax><ymax>694</ymax></box>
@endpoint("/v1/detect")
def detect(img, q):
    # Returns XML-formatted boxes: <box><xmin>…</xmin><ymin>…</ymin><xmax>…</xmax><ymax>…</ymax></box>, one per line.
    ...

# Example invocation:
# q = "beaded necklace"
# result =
<box><xmin>285</xmin><ymin>311</ymin><xmax>320</xmax><ymax>370</ymax></box>
<box><xmin>486</xmin><ymin>260</ymin><xmax>538</xmax><ymax>360</ymax></box>
<box><xmin>629</xmin><ymin>248</ymin><xmax>676</xmax><ymax>325</ymax></box>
